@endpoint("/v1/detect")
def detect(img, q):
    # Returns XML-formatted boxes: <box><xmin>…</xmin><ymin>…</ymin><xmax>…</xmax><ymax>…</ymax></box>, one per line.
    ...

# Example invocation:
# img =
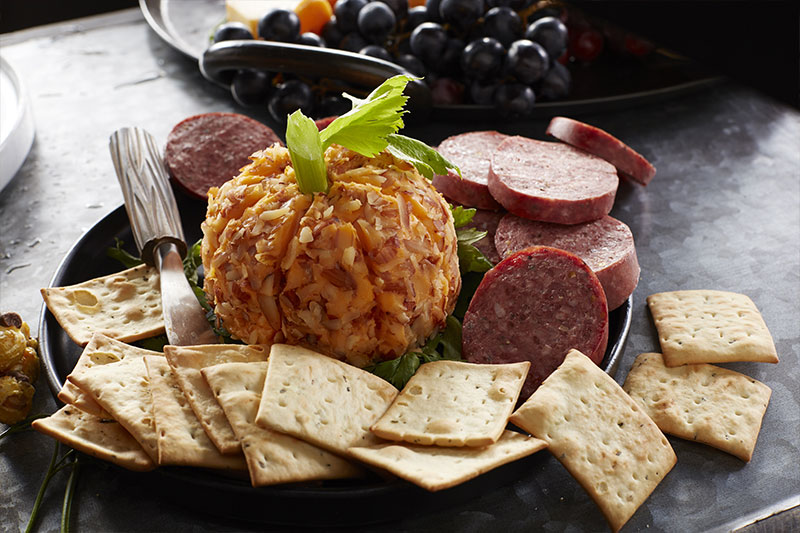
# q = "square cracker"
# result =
<box><xmin>40</xmin><ymin>264</ymin><xmax>164</xmax><ymax>346</ymax></box>
<box><xmin>68</xmin><ymin>355</ymin><xmax>161</xmax><ymax>462</ymax></box>
<box><xmin>647</xmin><ymin>290</ymin><xmax>778</xmax><ymax>366</ymax></box>
<box><xmin>164</xmin><ymin>344</ymin><xmax>270</xmax><ymax>454</ymax></box>
<box><xmin>255</xmin><ymin>344</ymin><xmax>398</xmax><ymax>455</ymax></box>
<box><xmin>143</xmin><ymin>356</ymin><xmax>246</xmax><ymax>470</ymax></box>
<box><xmin>32</xmin><ymin>404</ymin><xmax>155</xmax><ymax>472</ymax></box>
<box><xmin>58</xmin><ymin>380</ymin><xmax>111</xmax><ymax>419</ymax></box>
<box><xmin>202</xmin><ymin>362</ymin><xmax>363</xmax><ymax>486</ymax></box>
<box><xmin>67</xmin><ymin>333</ymin><xmax>161</xmax><ymax>384</ymax></box>
<box><xmin>623</xmin><ymin>352</ymin><xmax>771</xmax><ymax>461</ymax></box>
<box><xmin>348</xmin><ymin>430</ymin><xmax>546</xmax><ymax>492</ymax></box>
<box><xmin>510</xmin><ymin>349</ymin><xmax>677</xmax><ymax>533</ymax></box>
<box><xmin>371</xmin><ymin>360</ymin><xmax>529</xmax><ymax>447</ymax></box>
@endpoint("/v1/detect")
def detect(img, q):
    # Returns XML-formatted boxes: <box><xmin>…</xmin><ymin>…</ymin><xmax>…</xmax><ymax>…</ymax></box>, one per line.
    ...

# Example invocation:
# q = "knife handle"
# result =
<box><xmin>109</xmin><ymin>127</ymin><xmax>187</xmax><ymax>266</ymax></box>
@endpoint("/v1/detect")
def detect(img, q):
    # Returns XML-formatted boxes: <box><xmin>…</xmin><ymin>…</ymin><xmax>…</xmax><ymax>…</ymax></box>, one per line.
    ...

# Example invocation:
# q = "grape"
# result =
<box><xmin>430</xmin><ymin>77</ymin><xmax>465</xmax><ymax>105</ymax></box>
<box><xmin>297</xmin><ymin>32</ymin><xmax>325</xmax><ymax>47</ymax></box>
<box><xmin>334</xmin><ymin>0</ymin><xmax>368</xmax><ymax>34</ymax></box>
<box><xmin>394</xmin><ymin>53</ymin><xmax>427</xmax><ymax>77</ymax></box>
<box><xmin>570</xmin><ymin>28</ymin><xmax>604</xmax><ymax>62</ymax></box>
<box><xmin>231</xmin><ymin>70</ymin><xmax>272</xmax><ymax>106</ymax></box>
<box><xmin>357</xmin><ymin>2</ymin><xmax>396</xmax><ymax>44</ymax></box>
<box><xmin>461</xmin><ymin>37</ymin><xmax>505</xmax><ymax>80</ymax></box>
<box><xmin>493</xmin><ymin>83</ymin><xmax>535</xmax><ymax>116</ymax></box>
<box><xmin>360</xmin><ymin>44</ymin><xmax>393</xmax><ymax>61</ymax></box>
<box><xmin>525</xmin><ymin>16</ymin><xmax>568</xmax><ymax>62</ymax></box>
<box><xmin>317</xmin><ymin>94</ymin><xmax>352</xmax><ymax>117</ymax></box>
<box><xmin>425</xmin><ymin>0</ymin><xmax>443</xmax><ymax>22</ymax></box>
<box><xmin>483</xmin><ymin>7</ymin><xmax>523</xmax><ymax>48</ymax></box>
<box><xmin>321</xmin><ymin>18</ymin><xmax>343</xmax><ymax>47</ymax></box>
<box><xmin>339</xmin><ymin>32</ymin><xmax>368</xmax><ymax>52</ymax></box>
<box><xmin>432</xmin><ymin>37</ymin><xmax>465</xmax><ymax>75</ymax></box>
<box><xmin>268</xmin><ymin>80</ymin><xmax>314</xmax><ymax>122</ymax></box>
<box><xmin>506</xmin><ymin>39</ymin><xmax>549</xmax><ymax>84</ymax></box>
<box><xmin>485</xmin><ymin>0</ymin><xmax>527</xmax><ymax>9</ymax></box>
<box><xmin>213</xmin><ymin>22</ymin><xmax>253</xmax><ymax>43</ymax></box>
<box><xmin>409</xmin><ymin>22</ymin><xmax>448</xmax><ymax>68</ymax></box>
<box><xmin>537</xmin><ymin>61</ymin><xmax>571</xmax><ymax>100</ymax></box>
<box><xmin>439</xmin><ymin>0</ymin><xmax>484</xmax><ymax>32</ymax></box>
<box><xmin>404</xmin><ymin>6</ymin><xmax>429</xmax><ymax>32</ymax></box>
<box><xmin>469</xmin><ymin>79</ymin><xmax>499</xmax><ymax>105</ymax></box>
<box><xmin>377</xmin><ymin>0</ymin><xmax>408</xmax><ymax>20</ymax></box>
<box><xmin>258</xmin><ymin>9</ymin><xmax>301</xmax><ymax>43</ymax></box>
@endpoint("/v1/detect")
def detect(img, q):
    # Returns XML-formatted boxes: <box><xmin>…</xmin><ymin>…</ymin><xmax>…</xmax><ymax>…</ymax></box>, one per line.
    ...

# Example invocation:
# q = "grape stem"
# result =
<box><xmin>25</xmin><ymin>443</ymin><xmax>78</xmax><ymax>533</ymax></box>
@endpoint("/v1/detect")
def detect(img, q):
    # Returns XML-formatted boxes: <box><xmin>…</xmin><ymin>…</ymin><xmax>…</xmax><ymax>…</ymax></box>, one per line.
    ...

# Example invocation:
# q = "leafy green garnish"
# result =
<box><xmin>449</xmin><ymin>204</ymin><xmax>494</xmax><ymax>274</ymax></box>
<box><xmin>285</xmin><ymin>75</ymin><xmax>459</xmax><ymax>194</ymax></box>
<box><xmin>450</xmin><ymin>205</ymin><xmax>476</xmax><ymax>228</ymax></box>
<box><xmin>106</xmin><ymin>238</ymin><xmax>143</xmax><ymax>268</ymax></box>
<box><xmin>367</xmin><ymin>315</ymin><xmax>462</xmax><ymax>389</ymax></box>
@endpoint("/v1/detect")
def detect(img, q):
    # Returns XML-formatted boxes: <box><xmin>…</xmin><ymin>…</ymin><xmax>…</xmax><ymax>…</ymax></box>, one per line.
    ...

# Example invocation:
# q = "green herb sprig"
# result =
<box><xmin>286</xmin><ymin>75</ymin><xmax>460</xmax><ymax>194</ymax></box>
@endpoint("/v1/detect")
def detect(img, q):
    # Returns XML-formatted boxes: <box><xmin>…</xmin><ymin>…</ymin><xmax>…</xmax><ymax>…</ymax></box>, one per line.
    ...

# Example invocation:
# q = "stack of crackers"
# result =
<box><xmin>34</xmin><ymin>265</ymin><xmax>779</xmax><ymax>532</ymax></box>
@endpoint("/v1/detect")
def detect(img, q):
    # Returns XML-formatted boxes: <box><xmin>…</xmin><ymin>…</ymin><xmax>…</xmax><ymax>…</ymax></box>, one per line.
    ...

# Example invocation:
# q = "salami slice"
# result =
<box><xmin>432</xmin><ymin>131</ymin><xmax>507</xmax><ymax>210</ymax></box>
<box><xmin>165</xmin><ymin>112</ymin><xmax>282</xmax><ymax>199</ymax></box>
<box><xmin>462</xmin><ymin>208</ymin><xmax>505</xmax><ymax>265</ymax></box>
<box><xmin>494</xmin><ymin>214</ymin><xmax>640</xmax><ymax>310</ymax></box>
<box><xmin>546</xmin><ymin>116</ymin><xmax>656</xmax><ymax>185</ymax></box>
<box><xmin>488</xmin><ymin>137</ymin><xmax>618</xmax><ymax>225</ymax></box>
<box><xmin>461</xmin><ymin>246</ymin><xmax>609</xmax><ymax>400</ymax></box>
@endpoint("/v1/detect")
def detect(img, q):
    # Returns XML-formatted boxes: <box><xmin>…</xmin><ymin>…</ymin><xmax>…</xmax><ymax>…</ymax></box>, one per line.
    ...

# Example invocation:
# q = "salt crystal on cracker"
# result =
<box><xmin>647</xmin><ymin>290</ymin><xmax>778</xmax><ymax>367</ymax></box>
<box><xmin>623</xmin><ymin>352</ymin><xmax>771</xmax><ymax>461</ymax></box>
<box><xmin>510</xmin><ymin>349</ymin><xmax>676</xmax><ymax>533</ymax></box>
<box><xmin>41</xmin><ymin>265</ymin><xmax>164</xmax><ymax>346</ymax></box>
<box><xmin>371</xmin><ymin>360</ymin><xmax>529</xmax><ymax>447</ymax></box>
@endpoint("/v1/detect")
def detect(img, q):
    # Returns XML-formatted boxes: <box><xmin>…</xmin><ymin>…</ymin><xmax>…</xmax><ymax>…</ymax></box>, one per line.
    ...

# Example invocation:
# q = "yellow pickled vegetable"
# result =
<box><xmin>0</xmin><ymin>312</ymin><xmax>40</xmax><ymax>424</ymax></box>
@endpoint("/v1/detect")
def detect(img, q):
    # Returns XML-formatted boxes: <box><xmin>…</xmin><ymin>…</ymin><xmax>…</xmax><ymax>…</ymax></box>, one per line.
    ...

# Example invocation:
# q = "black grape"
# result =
<box><xmin>360</xmin><ymin>44</ymin><xmax>393</xmax><ymax>61</ymax></box>
<box><xmin>506</xmin><ymin>39</ymin><xmax>549</xmax><ymax>84</ymax></box>
<box><xmin>425</xmin><ymin>0</ymin><xmax>443</xmax><ymax>22</ymax></box>
<box><xmin>317</xmin><ymin>94</ymin><xmax>352</xmax><ymax>117</ymax></box>
<box><xmin>394</xmin><ymin>53</ymin><xmax>427</xmax><ymax>77</ymax></box>
<box><xmin>297</xmin><ymin>32</ymin><xmax>325</xmax><ymax>47</ymax></box>
<box><xmin>321</xmin><ymin>18</ymin><xmax>343</xmax><ymax>47</ymax></box>
<box><xmin>258</xmin><ymin>9</ymin><xmax>301</xmax><ymax>43</ymax></box>
<box><xmin>357</xmin><ymin>2</ymin><xmax>396</xmax><ymax>44</ymax></box>
<box><xmin>461</xmin><ymin>37</ymin><xmax>505</xmax><ymax>80</ymax></box>
<box><xmin>231</xmin><ymin>70</ymin><xmax>271</xmax><ymax>106</ymax></box>
<box><xmin>469</xmin><ymin>79</ymin><xmax>499</xmax><ymax>105</ymax></box>
<box><xmin>268</xmin><ymin>80</ymin><xmax>314</xmax><ymax>122</ymax></box>
<box><xmin>339</xmin><ymin>32</ymin><xmax>368</xmax><ymax>52</ymax></box>
<box><xmin>494</xmin><ymin>83</ymin><xmax>536</xmax><ymax>116</ymax></box>
<box><xmin>404</xmin><ymin>6</ymin><xmax>429</xmax><ymax>32</ymax></box>
<box><xmin>377</xmin><ymin>0</ymin><xmax>408</xmax><ymax>20</ymax></box>
<box><xmin>409</xmin><ymin>22</ymin><xmax>448</xmax><ymax>68</ymax></box>
<box><xmin>537</xmin><ymin>61</ymin><xmax>571</xmax><ymax>100</ymax></box>
<box><xmin>334</xmin><ymin>0</ymin><xmax>368</xmax><ymax>34</ymax></box>
<box><xmin>525</xmin><ymin>16</ymin><xmax>568</xmax><ymax>62</ymax></box>
<box><xmin>213</xmin><ymin>22</ymin><xmax>253</xmax><ymax>43</ymax></box>
<box><xmin>483</xmin><ymin>7</ymin><xmax>523</xmax><ymax>48</ymax></box>
<box><xmin>432</xmin><ymin>37</ymin><xmax>465</xmax><ymax>75</ymax></box>
<box><xmin>439</xmin><ymin>0</ymin><xmax>484</xmax><ymax>32</ymax></box>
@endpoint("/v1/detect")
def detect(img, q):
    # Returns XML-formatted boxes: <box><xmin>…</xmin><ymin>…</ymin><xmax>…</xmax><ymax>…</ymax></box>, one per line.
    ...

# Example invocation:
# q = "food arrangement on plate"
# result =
<box><xmin>207</xmin><ymin>0</ymin><xmax>686</xmax><ymax>120</ymax></box>
<box><xmin>30</xmin><ymin>76</ymin><xmax>779</xmax><ymax>531</ymax></box>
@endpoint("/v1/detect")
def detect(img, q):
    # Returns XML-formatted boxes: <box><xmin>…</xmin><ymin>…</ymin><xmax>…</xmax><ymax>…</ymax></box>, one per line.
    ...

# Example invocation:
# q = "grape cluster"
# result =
<box><xmin>212</xmin><ymin>1</ymin><xmax>651</xmax><ymax>120</ymax></box>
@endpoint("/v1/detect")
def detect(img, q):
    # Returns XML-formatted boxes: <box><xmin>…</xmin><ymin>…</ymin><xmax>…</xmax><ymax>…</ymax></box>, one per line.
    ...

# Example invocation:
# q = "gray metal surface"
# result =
<box><xmin>0</xmin><ymin>8</ymin><xmax>798</xmax><ymax>532</ymax></box>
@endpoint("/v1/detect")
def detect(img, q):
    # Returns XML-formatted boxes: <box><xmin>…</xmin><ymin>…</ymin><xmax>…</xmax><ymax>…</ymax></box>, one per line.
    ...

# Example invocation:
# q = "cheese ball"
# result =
<box><xmin>202</xmin><ymin>143</ymin><xmax>461</xmax><ymax>367</ymax></box>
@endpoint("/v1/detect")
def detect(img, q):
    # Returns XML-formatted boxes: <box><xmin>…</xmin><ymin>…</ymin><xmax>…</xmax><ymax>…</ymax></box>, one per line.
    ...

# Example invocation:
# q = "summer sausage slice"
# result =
<box><xmin>546</xmin><ymin>116</ymin><xmax>656</xmax><ymax>185</ymax></box>
<box><xmin>461</xmin><ymin>246</ymin><xmax>609</xmax><ymax>400</ymax></box>
<box><xmin>165</xmin><ymin>112</ymin><xmax>282</xmax><ymax>199</ymax></box>
<box><xmin>432</xmin><ymin>131</ymin><xmax>507</xmax><ymax>210</ymax></box>
<box><xmin>488</xmin><ymin>137</ymin><xmax>618</xmax><ymax>225</ymax></box>
<box><xmin>494</xmin><ymin>214</ymin><xmax>640</xmax><ymax>311</ymax></box>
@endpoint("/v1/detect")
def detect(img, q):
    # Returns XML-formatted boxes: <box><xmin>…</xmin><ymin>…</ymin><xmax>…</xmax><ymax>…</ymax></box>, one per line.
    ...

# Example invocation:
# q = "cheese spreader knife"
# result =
<box><xmin>109</xmin><ymin>127</ymin><xmax>218</xmax><ymax>346</ymax></box>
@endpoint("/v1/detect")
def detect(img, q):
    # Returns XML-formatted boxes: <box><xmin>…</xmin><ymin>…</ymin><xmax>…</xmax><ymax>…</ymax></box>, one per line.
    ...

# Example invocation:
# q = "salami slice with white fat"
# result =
<box><xmin>432</xmin><ymin>131</ymin><xmax>507</xmax><ymax>210</ymax></box>
<box><xmin>165</xmin><ymin>112</ymin><xmax>282</xmax><ymax>199</ymax></box>
<box><xmin>494</xmin><ymin>214</ymin><xmax>639</xmax><ymax>310</ymax></box>
<box><xmin>546</xmin><ymin>116</ymin><xmax>656</xmax><ymax>185</ymax></box>
<box><xmin>461</xmin><ymin>246</ymin><xmax>609</xmax><ymax>400</ymax></box>
<box><xmin>488</xmin><ymin>137</ymin><xmax>618</xmax><ymax>225</ymax></box>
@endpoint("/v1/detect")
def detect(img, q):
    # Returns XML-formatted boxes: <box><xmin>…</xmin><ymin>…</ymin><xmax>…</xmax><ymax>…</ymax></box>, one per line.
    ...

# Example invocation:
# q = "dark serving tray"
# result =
<box><xmin>38</xmin><ymin>186</ymin><xmax>632</xmax><ymax>526</ymax></box>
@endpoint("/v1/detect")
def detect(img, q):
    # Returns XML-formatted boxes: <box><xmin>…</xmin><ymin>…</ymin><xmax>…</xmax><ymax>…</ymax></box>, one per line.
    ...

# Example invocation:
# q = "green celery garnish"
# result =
<box><xmin>286</xmin><ymin>75</ymin><xmax>460</xmax><ymax>194</ymax></box>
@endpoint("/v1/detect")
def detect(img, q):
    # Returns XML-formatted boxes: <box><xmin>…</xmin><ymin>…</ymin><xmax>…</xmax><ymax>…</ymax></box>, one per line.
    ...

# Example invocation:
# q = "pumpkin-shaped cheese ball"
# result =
<box><xmin>202</xmin><ymin>143</ymin><xmax>461</xmax><ymax>367</ymax></box>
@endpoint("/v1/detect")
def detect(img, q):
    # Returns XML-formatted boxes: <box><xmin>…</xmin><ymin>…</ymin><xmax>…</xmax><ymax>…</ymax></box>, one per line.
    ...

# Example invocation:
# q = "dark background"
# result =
<box><xmin>1</xmin><ymin>1</ymin><xmax>797</xmax><ymax>106</ymax></box>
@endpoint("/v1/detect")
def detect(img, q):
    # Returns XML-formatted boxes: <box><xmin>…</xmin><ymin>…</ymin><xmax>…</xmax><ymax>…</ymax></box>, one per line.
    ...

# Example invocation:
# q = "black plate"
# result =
<box><xmin>139</xmin><ymin>0</ymin><xmax>720</xmax><ymax>121</ymax></box>
<box><xmin>38</xmin><ymin>189</ymin><xmax>632</xmax><ymax>526</ymax></box>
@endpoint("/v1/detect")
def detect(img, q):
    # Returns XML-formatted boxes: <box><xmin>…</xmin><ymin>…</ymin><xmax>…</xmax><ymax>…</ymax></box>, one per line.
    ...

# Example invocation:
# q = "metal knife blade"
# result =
<box><xmin>109</xmin><ymin>127</ymin><xmax>218</xmax><ymax>346</ymax></box>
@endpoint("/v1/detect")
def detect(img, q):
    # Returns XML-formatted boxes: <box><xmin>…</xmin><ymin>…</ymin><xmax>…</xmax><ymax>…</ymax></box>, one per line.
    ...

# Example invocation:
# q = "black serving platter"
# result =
<box><xmin>38</xmin><ymin>183</ymin><xmax>631</xmax><ymax>526</ymax></box>
<box><xmin>140</xmin><ymin>0</ymin><xmax>720</xmax><ymax>122</ymax></box>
